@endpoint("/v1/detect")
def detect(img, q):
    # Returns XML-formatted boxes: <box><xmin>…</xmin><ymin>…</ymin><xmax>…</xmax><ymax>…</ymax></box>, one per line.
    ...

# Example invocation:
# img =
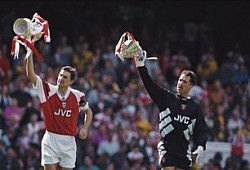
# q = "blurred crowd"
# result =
<box><xmin>0</xmin><ymin>14</ymin><xmax>250</xmax><ymax>170</ymax></box>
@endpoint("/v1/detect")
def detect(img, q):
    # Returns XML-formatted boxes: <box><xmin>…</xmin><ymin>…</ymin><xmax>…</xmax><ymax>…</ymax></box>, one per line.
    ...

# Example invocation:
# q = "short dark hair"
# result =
<box><xmin>180</xmin><ymin>70</ymin><xmax>197</xmax><ymax>86</ymax></box>
<box><xmin>61</xmin><ymin>66</ymin><xmax>77</xmax><ymax>82</ymax></box>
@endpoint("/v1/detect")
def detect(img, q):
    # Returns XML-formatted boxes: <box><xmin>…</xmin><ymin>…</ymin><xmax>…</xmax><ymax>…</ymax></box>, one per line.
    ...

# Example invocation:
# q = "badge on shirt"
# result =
<box><xmin>181</xmin><ymin>104</ymin><xmax>186</xmax><ymax>110</ymax></box>
<box><xmin>62</xmin><ymin>102</ymin><xmax>66</xmax><ymax>109</ymax></box>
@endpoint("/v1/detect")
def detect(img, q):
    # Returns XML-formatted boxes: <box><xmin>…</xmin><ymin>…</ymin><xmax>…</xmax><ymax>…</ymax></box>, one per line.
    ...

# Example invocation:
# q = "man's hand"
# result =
<box><xmin>135</xmin><ymin>50</ymin><xmax>147</xmax><ymax>67</ymax></box>
<box><xmin>79</xmin><ymin>128</ymin><xmax>88</xmax><ymax>139</ymax></box>
<box><xmin>192</xmin><ymin>146</ymin><xmax>205</xmax><ymax>166</ymax></box>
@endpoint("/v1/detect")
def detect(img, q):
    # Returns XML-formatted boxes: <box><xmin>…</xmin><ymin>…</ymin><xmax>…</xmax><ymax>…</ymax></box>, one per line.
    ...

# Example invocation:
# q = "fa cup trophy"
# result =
<box><xmin>11</xmin><ymin>13</ymin><xmax>51</xmax><ymax>62</ymax></box>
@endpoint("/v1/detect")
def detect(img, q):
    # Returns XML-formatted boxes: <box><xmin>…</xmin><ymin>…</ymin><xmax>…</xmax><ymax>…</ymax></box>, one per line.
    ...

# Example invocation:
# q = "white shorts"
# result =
<box><xmin>41</xmin><ymin>131</ymin><xmax>76</xmax><ymax>168</ymax></box>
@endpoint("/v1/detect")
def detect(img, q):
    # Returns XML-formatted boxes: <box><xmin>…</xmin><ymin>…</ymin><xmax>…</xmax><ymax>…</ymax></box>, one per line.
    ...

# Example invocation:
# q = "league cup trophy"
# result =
<box><xmin>11</xmin><ymin>13</ymin><xmax>51</xmax><ymax>62</ymax></box>
<box><xmin>115</xmin><ymin>32</ymin><xmax>157</xmax><ymax>61</ymax></box>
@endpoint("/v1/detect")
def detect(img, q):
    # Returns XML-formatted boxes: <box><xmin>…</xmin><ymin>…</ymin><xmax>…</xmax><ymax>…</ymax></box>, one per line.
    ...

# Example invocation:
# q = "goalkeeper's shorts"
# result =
<box><xmin>158</xmin><ymin>140</ymin><xmax>192</xmax><ymax>170</ymax></box>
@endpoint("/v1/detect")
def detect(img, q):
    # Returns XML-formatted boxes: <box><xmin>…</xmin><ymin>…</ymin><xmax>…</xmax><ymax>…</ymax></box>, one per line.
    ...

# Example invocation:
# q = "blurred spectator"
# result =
<box><xmin>4</xmin><ymin>98</ymin><xmax>24</xmax><ymax>129</ymax></box>
<box><xmin>0</xmin><ymin>84</ymin><xmax>12</xmax><ymax>111</ymax></box>
<box><xmin>97</xmin><ymin>129</ymin><xmax>120</xmax><ymax>157</ymax></box>
<box><xmin>78</xmin><ymin>155</ymin><xmax>100</xmax><ymax>170</ymax></box>
<box><xmin>5</xmin><ymin>146</ymin><xmax>24</xmax><ymax>170</ymax></box>
<box><xmin>158</xmin><ymin>48</ymin><xmax>172</xmax><ymax>77</ymax></box>
<box><xmin>0</xmin><ymin>128</ymin><xmax>16</xmax><ymax>147</ymax></box>
<box><xmin>233</xmin><ymin>62</ymin><xmax>248</xmax><ymax>85</ymax></box>
<box><xmin>93</xmin><ymin>104</ymin><xmax>114</xmax><ymax>129</ymax></box>
<box><xmin>73</xmin><ymin>40</ymin><xmax>93</xmax><ymax>75</ymax></box>
<box><xmin>227</xmin><ymin>108</ymin><xmax>245</xmax><ymax>139</ymax></box>
<box><xmin>207</xmin><ymin>79</ymin><xmax>226</xmax><ymax>110</ymax></box>
<box><xmin>53</xmin><ymin>35</ymin><xmax>73</xmax><ymax>66</ymax></box>
<box><xmin>213</xmin><ymin>152</ymin><xmax>223</xmax><ymax>169</ymax></box>
<box><xmin>25</xmin><ymin>143</ymin><xmax>41</xmax><ymax>170</ymax></box>
<box><xmin>16</xmin><ymin>125</ymin><xmax>30</xmax><ymax>155</ymax></box>
<box><xmin>0</xmin><ymin>140</ymin><xmax>6</xmax><ymax>169</ymax></box>
<box><xmin>229</xmin><ymin>128</ymin><xmax>246</xmax><ymax>170</ymax></box>
<box><xmin>197</xmin><ymin>47</ymin><xmax>218</xmax><ymax>81</ymax></box>
<box><xmin>214</xmin><ymin>60</ymin><xmax>235</xmax><ymax>85</ymax></box>
<box><xmin>19</xmin><ymin>98</ymin><xmax>42</xmax><ymax>127</ymax></box>
<box><xmin>238</xmin><ymin>160</ymin><xmax>250</xmax><ymax>170</ymax></box>
<box><xmin>127</xmin><ymin>143</ymin><xmax>144</xmax><ymax>169</ymax></box>
<box><xmin>0</xmin><ymin>44</ymin><xmax>11</xmax><ymax>85</ymax></box>
<box><xmin>100</xmin><ymin>59</ymin><xmax>117</xmax><ymax>81</ymax></box>
<box><xmin>0</xmin><ymin>109</ymin><xmax>5</xmax><ymax>132</ymax></box>
<box><xmin>189</xmin><ymin>83</ymin><xmax>207</xmax><ymax>104</ymax></box>
<box><xmin>101</xmin><ymin>73</ymin><xmax>121</xmax><ymax>95</ymax></box>
<box><xmin>243</xmin><ymin>118</ymin><xmax>250</xmax><ymax>143</ymax></box>
<box><xmin>105</xmin><ymin>162</ymin><xmax>115</xmax><ymax>170</ymax></box>
<box><xmin>102</xmin><ymin>43</ymin><xmax>119</xmax><ymax>68</ymax></box>
<box><xmin>204</xmin><ymin>109</ymin><xmax>215</xmax><ymax>141</ymax></box>
<box><xmin>171</xmin><ymin>48</ymin><xmax>191</xmax><ymax>70</ymax></box>
<box><xmin>213</xmin><ymin>104</ymin><xmax>226</xmax><ymax>141</ymax></box>
<box><xmin>224</xmin><ymin>156</ymin><xmax>234</xmax><ymax>170</ymax></box>
<box><xmin>145</xmin><ymin>58</ymin><xmax>161</xmax><ymax>79</ymax></box>
<box><xmin>114</xmin><ymin>108</ymin><xmax>132</xmax><ymax>129</ymax></box>
<box><xmin>43</xmin><ymin>67</ymin><xmax>57</xmax><ymax>85</ymax></box>
<box><xmin>117</xmin><ymin>68</ymin><xmax>132</xmax><ymax>90</ymax></box>
<box><xmin>26</xmin><ymin>113</ymin><xmax>44</xmax><ymax>144</ymax></box>
<box><xmin>110</xmin><ymin>142</ymin><xmax>128</xmax><ymax>170</ymax></box>
<box><xmin>10</xmin><ymin>80</ymin><xmax>32</xmax><ymax>108</ymax></box>
<box><xmin>91</xmin><ymin>124</ymin><xmax>108</xmax><ymax>149</ymax></box>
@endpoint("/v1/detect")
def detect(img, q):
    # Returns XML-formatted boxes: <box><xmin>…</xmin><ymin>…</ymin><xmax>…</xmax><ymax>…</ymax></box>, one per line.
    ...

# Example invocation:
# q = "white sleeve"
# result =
<box><xmin>71</xmin><ymin>89</ymin><xmax>90</xmax><ymax>111</ymax></box>
<box><xmin>33</xmin><ymin>75</ymin><xmax>56</xmax><ymax>103</ymax></box>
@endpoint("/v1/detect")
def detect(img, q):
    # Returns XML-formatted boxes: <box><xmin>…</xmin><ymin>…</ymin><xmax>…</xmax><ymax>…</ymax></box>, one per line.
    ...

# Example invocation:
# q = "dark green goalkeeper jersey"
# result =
<box><xmin>138</xmin><ymin>66</ymin><xmax>207</xmax><ymax>157</ymax></box>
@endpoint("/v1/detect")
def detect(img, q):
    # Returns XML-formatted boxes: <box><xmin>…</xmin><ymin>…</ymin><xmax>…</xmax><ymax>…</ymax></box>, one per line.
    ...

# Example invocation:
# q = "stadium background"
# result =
<box><xmin>0</xmin><ymin>1</ymin><xmax>250</xmax><ymax>170</ymax></box>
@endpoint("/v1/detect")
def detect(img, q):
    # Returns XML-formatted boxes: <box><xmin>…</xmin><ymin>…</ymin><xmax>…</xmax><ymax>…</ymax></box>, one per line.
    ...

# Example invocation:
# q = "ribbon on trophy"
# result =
<box><xmin>10</xmin><ymin>13</ymin><xmax>51</xmax><ymax>62</ymax></box>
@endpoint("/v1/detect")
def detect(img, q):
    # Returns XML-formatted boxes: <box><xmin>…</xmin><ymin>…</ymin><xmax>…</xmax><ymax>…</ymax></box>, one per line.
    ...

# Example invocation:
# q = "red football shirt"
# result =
<box><xmin>34</xmin><ymin>76</ymin><xmax>89</xmax><ymax>136</ymax></box>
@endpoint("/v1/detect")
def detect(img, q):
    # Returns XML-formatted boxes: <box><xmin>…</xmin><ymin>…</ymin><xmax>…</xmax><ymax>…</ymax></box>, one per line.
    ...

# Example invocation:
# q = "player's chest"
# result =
<box><xmin>47</xmin><ymin>95</ymin><xmax>78</xmax><ymax>114</ymax></box>
<box><xmin>170</xmin><ymin>104</ymin><xmax>196</xmax><ymax>125</ymax></box>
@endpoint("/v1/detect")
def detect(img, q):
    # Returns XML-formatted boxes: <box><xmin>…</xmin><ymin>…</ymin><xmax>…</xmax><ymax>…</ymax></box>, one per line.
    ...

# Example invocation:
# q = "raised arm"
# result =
<box><xmin>135</xmin><ymin>51</ymin><xmax>168</xmax><ymax>110</ymax></box>
<box><xmin>25</xmin><ymin>49</ymin><xmax>37</xmax><ymax>86</ymax></box>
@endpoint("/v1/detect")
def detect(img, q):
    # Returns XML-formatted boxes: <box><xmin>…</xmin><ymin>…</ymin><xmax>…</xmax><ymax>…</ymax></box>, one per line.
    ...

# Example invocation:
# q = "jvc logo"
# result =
<box><xmin>174</xmin><ymin>115</ymin><xmax>190</xmax><ymax>124</ymax></box>
<box><xmin>54</xmin><ymin>109</ymin><xmax>72</xmax><ymax>117</ymax></box>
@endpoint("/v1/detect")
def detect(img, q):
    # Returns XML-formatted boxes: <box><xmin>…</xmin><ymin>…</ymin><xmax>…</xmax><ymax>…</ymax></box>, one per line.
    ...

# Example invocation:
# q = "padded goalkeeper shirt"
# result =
<box><xmin>138</xmin><ymin>66</ymin><xmax>207</xmax><ymax>156</ymax></box>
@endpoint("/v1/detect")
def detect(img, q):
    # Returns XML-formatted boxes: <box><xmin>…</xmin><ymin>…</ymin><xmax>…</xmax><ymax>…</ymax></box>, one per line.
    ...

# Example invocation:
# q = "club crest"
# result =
<box><xmin>181</xmin><ymin>104</ymin><xmax>186</xmax><ymax>110</ymax></box>
<box><xmin>62</xmin><ymin>102</ymin><xmax>66</xmax><ymax>109</ymax></box>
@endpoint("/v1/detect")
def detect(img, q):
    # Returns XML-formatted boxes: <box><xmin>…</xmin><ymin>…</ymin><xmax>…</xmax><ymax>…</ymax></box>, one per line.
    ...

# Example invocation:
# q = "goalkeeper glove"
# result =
<box><xmin>135</xmin><ymin>50</ymin><xmax>147</xmax><ymax>67</ymax></box>
<box><xmin>192</xmin><ymin>146</ymin><xmax>205</xmax><ymax>166</ymax></box>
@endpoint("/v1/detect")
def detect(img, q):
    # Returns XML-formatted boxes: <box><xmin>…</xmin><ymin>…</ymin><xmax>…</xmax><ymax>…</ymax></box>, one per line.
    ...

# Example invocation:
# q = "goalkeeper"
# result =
<box><xmin>116</xmin><ymin>32</ymin><xmax>207</xmax><ymax>170</ymax></box>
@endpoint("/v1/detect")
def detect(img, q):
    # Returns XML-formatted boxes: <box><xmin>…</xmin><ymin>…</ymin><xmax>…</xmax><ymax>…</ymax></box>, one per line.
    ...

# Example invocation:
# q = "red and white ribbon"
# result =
<box><xmin>10</xmin><ymin>13</ymin><xmax>50</xmax><ymax>62</ymax></box>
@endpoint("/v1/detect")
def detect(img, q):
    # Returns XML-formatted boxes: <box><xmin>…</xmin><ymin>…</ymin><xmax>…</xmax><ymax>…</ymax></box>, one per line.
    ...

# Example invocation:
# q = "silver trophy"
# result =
<box><xmin>115</xmin><ymin>32</ymin><xmax>141</xmax><ymax>61</ymax></box>
<box><xmin>115</xmin><ymin>32</ymin><xmax>157</xmax><ymax>61</ymax></box>
<box><xmin>11</xmin><ymin>13</ymin><xmax>50</xmax><ymax>61</ymax></box>
<box><xmin>13</xmin><ymin>17</ymin><xmax>44</xmax><ymax>41</ymax></box>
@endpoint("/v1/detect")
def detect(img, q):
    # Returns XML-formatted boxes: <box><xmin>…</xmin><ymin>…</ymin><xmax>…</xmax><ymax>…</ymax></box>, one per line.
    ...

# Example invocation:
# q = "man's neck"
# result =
<box><xmin>58</xmin><ymin>87</ymin><xmax>68</xmax><ymax>96</ymax></box>
<box><xmin>177</xmin><ymin>93</ymin><xmax>189</xmax><ymax>98</ymax></box>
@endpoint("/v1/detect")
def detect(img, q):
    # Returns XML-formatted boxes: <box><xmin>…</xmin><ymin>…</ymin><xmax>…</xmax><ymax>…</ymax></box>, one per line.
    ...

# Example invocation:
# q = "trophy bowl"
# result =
<box><xmin>13</xmin><ymin>18</ymin><xmax>33</xmax><ymax>38</ymax></box>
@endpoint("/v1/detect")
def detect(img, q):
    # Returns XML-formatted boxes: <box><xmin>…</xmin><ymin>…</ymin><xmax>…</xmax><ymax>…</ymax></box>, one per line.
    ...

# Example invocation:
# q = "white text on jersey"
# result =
<box><xmin>174</xmin><ymin>115</ymin><xmax>190</xmax><ymax>124</ymax></box>
<box><xmin>54</xmin><ymin>109</ymin><xmax>72</xmax><ymax>117</ymax></box>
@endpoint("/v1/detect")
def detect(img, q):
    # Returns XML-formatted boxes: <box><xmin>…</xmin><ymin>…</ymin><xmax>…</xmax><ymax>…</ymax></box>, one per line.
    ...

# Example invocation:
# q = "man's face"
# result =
<box><xmin>57</xmin><ymin>70</ymin><xmax>72</xmax><ymax>88</ymax></box>
<box><xmin>176</xmin><ymin>74</ymin><xmax>192</xmax><ymax>97</ymax></box>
